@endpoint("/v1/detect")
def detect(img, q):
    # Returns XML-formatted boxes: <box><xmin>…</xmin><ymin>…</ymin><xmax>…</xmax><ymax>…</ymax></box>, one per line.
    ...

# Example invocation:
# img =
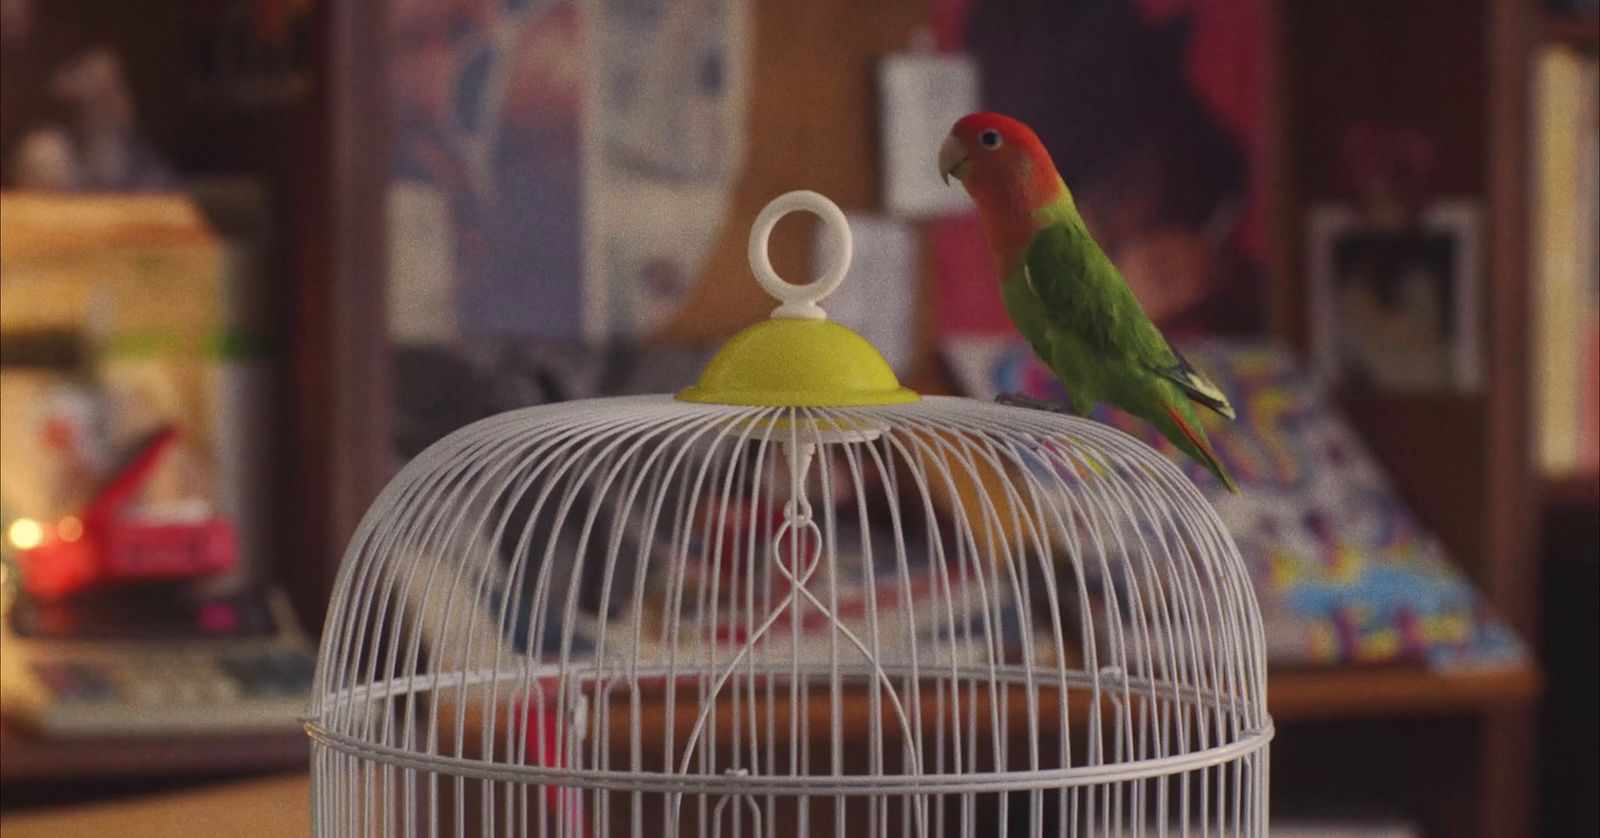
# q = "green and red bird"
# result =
<box><xmin>939</xmin><ymin>112</ymin><xmax>1238</xmax><ymax>492</ymax></box>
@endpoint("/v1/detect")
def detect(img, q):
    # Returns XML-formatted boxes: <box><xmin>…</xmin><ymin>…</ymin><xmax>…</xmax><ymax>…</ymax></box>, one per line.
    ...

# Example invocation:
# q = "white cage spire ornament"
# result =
<box><xmin>308</xmin><ymin>190</ymin><xmax>1273</xmax><ymax>837</ymax></box>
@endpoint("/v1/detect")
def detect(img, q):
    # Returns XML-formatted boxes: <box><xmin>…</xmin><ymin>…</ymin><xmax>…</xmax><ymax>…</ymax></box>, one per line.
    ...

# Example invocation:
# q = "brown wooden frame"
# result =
<box><xmin>284</xmin><ymin>0</ymin><xmax>393</xmax><ymax>633</ymax></box>
<box><xmin>1267</xmin><ymin>1</ymin><xmax>1567</xmax><ymax>834</ymax></box>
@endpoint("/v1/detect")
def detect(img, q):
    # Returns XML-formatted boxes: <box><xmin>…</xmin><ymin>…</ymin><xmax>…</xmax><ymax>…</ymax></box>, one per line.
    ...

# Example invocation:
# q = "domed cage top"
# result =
<box><xmin>307</xmin><ymin>192</ymin><xmax>1272</xmax><ymax>837</ymax></box>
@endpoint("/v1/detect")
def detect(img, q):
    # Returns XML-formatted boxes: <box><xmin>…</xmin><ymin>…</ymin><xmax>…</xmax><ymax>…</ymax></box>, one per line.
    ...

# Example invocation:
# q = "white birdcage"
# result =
<box><xmin>307</xmin><ymin>191</ymin><xmax>1273</xmax><ymax>837</ymax></box>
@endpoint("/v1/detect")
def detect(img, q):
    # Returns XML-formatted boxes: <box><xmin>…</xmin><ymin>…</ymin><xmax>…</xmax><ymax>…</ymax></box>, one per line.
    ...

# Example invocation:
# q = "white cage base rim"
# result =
<box><xmin>305</xmin><ymin>720</ymin><xmax>1273</xmax><ymax>796</ymax></box>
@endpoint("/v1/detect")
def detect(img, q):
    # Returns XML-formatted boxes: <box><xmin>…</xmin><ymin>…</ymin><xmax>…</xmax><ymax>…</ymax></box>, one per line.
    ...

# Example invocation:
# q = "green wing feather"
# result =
<box><xmin>1004</xmin><ymin>211</ymin><xmax>1239</xmax><ymax>492</ymax></box>
<box><xmin>1019</xmin><ymin>218</ymin><xmax>1235</xmax><ymax>420</ymax></box>
<box><xmin>1146</xmin><ymin>341</ymin><xmax>1237</xmax><ymax>420</ymax></box>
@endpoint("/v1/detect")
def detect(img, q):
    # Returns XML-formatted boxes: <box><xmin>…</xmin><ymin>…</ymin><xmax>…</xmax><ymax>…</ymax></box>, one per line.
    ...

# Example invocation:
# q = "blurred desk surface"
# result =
<box><xmin>0</xmin><ymin>663</ymin><xmax>1540</xmax><ymax>837</ymax></box>
<box><xmin>0</xmin><ymin>772</ymin><xmax>308</xmax><ymax>838</ymax></box>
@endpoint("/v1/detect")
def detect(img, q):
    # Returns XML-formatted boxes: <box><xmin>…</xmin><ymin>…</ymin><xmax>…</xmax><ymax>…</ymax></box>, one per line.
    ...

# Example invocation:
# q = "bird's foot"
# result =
<box><xmin>996</xmin><ymin>392</ymin><xmax>1081</xmax><ymax>416</ymax></box>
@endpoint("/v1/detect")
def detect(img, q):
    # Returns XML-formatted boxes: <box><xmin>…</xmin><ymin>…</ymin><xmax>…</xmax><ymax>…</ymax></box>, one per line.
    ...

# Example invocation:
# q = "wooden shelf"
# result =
<box><xmin>1541</xmin><ymin>471</ymin><xmax>1600</xmax><ymax>511</ymax></box>
<box><xmin>438</xmin><ymin>662</ymin><xmax>1544</xmax><ymax>765</ymax></box>
<box><xmin>1542</xmin><ymin>12</ymin><xmax>1600</xmax><ymax>46</ymax></box>
<box><xmin>1269</xmin><ymin>661</ymin><xmax>1542</xmax><ymax>721</ymax></box>
<box><xmin>0</xmin><ymin>721</ymin><xmax>308</xmax><ymax>783</ymax></box>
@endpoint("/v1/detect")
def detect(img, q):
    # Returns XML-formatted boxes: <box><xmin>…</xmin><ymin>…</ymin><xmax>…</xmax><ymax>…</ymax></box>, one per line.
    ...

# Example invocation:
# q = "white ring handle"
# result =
<box><xmin>747</xmin><ymin>190</ymin><xmax>853</xmax><ymax>320</ymax></box>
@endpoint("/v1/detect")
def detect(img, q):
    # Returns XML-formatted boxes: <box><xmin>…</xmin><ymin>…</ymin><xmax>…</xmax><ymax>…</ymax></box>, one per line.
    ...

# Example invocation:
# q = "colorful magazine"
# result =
<box><xmin>942</xmin><ymin>337</ymin><xmax>1525</xmax><ymax>670</ymax></box>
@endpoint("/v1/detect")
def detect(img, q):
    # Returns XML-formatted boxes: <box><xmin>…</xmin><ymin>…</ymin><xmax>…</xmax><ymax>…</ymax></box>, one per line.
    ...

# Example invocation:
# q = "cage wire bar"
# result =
<box><xmin>307</xmin><ymin>395</ymin><xmax>1271</xmax><ymax>837</ymax></box>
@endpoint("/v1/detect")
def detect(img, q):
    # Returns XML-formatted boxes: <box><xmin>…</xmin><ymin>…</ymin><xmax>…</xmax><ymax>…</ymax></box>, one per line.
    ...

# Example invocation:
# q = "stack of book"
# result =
<box><xmin>1532</xmin><ymin>44</ymin><xmax>1600</xmax><ymax>478</ymax></box>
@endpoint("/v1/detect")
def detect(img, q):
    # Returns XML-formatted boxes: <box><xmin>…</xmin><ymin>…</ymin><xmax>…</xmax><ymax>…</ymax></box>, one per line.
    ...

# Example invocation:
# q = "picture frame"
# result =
<box><xmin>1307</xmin><ymin>201</ymin><xmax>1482</xmax><ymax>392</ymax></box>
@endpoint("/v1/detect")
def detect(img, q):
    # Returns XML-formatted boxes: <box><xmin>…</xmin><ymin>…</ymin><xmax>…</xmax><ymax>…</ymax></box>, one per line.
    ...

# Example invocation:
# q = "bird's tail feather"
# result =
<box><xmin>1162</xmin><ymin>405</ymin><xmax>1239</xmax><ymax>494</ymax></box>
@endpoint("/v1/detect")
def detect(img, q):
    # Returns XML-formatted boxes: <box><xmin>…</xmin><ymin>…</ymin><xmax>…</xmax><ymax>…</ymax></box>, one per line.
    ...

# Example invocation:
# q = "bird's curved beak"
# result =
<box><xmin>938</xmin><ymin>134</ymin><xmax>968</xmax><ymax>185</ymax></box>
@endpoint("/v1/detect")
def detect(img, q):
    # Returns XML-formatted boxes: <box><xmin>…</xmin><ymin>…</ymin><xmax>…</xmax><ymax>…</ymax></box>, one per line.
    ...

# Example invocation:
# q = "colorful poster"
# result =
<box><xmin>386</xmin><ymin>0</ymin><xmax>748</xmax><ymax>342</ymax></box>
<box><xmin>589</xmin><ymin>0</ymin><xmax>751</xmax><ymax>337</ymax></box>
<box><xmin>389</xmin><ymin>0</ymin><xmax>587</xmax><ymax>340</ymax></box>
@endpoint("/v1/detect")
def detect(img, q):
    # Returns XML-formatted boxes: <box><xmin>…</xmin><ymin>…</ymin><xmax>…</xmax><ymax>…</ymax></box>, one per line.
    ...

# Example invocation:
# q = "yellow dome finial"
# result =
<box><xmin>677</xmin><ymin>191</ymin><xmax>920</xmax><ymax>407</ymax></box>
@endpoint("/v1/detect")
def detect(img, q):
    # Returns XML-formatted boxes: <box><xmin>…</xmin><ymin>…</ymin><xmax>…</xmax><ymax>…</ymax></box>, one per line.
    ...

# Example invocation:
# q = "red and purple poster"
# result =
<box><xmin>933</xmin><ymin>0</ymin><xmax>1270</xmax><ymax>339</ymax></box>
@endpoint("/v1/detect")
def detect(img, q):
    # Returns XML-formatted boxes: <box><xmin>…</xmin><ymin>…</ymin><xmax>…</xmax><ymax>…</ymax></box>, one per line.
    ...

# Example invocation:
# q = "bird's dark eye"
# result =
<box><xmin>979</xmin><ymin>129</ymin><xmax>1003</xmax><ymax>150</ymax></box>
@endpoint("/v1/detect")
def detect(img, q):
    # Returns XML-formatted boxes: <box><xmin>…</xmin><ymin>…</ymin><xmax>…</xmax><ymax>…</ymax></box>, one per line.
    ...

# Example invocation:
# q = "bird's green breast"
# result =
<box><xmin>1000</xmin><ymin>270</ymin><xmax>1107</xmax><ymax>404</ymax></box>
<box><xmin>999</xmin><ymin>270</ymin><xmax>1050</xmax><ymax>349</ymax></box>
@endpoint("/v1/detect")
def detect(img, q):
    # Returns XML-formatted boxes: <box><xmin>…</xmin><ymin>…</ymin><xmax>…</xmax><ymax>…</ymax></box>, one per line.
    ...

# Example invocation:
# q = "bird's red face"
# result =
<box><xmin>938</xmin><ymin>112</ymin><xmax>1063</xmax><ymax>215</ymax></box>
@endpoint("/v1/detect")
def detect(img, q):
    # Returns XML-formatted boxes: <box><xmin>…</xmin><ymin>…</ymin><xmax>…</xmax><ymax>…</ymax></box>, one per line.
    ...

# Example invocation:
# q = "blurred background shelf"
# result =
<box><xmin>1269</xmin><ymin>663</ymin><xmax>1541</xmax><ymax>721</ymax></box>
<box><xmin>0</xmin><ymin>723</ymin><xmax>308</xmax><ymax>783</ymax></box>
<box><xmin>1541</xmin><ymin>13</ymin><xmax>1600</xmax><ymax>46</ymax></box>
<box><xmin>1540</xmin><ymin>471</ymin><xmax>1600</xmax><ymax>510</ymax></box>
